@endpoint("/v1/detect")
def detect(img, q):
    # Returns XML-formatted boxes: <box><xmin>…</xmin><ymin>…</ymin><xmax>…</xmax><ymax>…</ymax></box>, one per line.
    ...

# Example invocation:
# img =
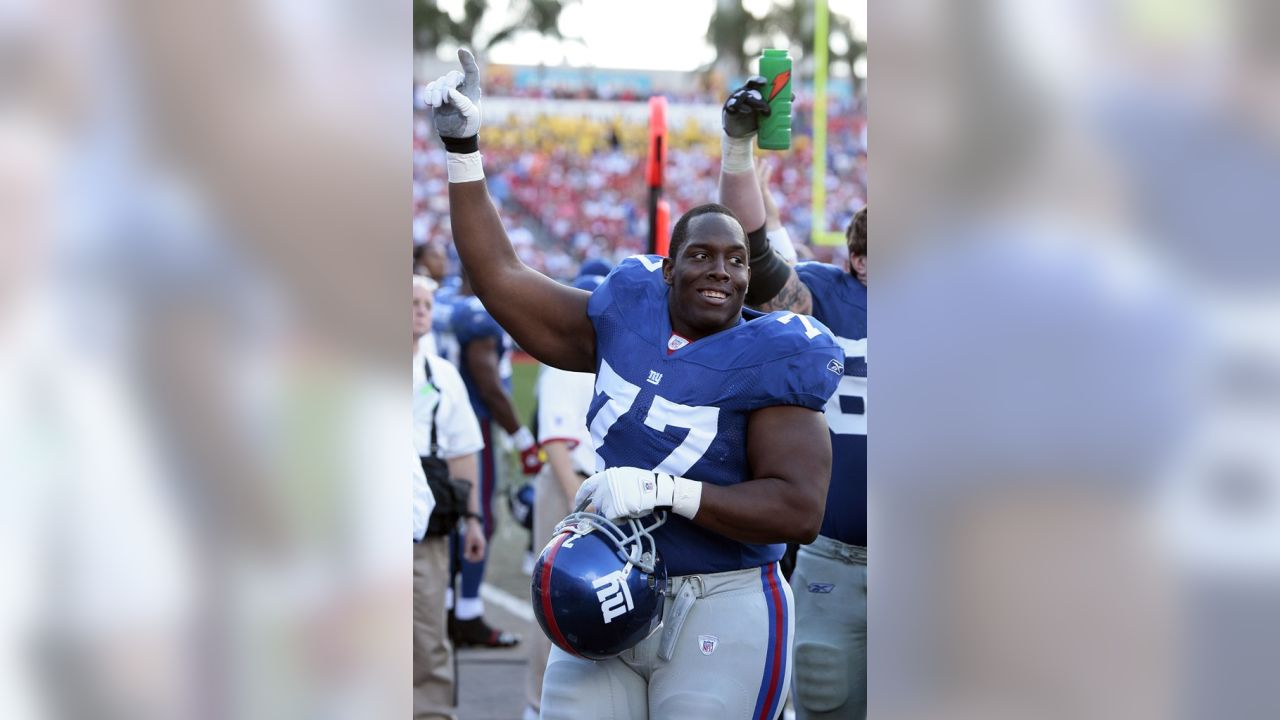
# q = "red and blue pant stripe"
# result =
<box><xmin>751</xmin><ymin>562</ymin><xmax>791</xmax><ymax>720</ymax></box>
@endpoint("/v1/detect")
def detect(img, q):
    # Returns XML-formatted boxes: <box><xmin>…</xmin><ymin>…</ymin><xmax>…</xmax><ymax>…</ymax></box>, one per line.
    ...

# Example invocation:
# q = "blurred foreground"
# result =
<box><xmin>3</xmin><ymin>0</ymin><xmax>1280</xmax><ymax>718</ymax></box>
<box><xmin>875</xmin><ymin>1</ymin><xmax>1280</xmax><ymax>719</ymax></box>
<box><xmin>1</xmin><ymin>0</ymin><xmax>410</xmax><ymax>717</ymax></box>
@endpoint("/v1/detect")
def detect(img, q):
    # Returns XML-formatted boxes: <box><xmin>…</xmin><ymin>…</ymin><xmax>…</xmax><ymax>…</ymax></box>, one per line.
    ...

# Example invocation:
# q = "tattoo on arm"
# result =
<box><xmin>757</xmin><ymin>272</ymin><xmax>813</xmax><ymax>314</ymax></box>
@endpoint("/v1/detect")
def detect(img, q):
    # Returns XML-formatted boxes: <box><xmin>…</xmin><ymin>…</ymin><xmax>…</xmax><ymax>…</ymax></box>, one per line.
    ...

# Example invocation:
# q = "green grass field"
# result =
<box><xmin>511</xmin><ymin>358</ymin><xmax>538</xmax><ymax>428</ymax></box>
<box><xmin>487</xmin><ymin>357</ymin><xmax>544</xmax><ymax>600</ymax></box>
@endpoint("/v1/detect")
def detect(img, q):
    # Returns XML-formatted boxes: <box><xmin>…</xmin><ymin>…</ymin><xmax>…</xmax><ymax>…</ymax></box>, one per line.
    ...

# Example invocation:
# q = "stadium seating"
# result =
<box><xmin>414</xmin><ymin>94</ymin><xmax>866</xmax><ymax>278</ymax></box>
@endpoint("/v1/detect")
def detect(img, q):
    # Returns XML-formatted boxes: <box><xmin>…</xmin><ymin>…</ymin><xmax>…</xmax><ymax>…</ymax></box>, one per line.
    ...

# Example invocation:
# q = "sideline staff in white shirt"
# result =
<box><xmin>413</xmin><ymin>445</ymin><xmax>434</xmax><ymax>542</ymax></box>
<box><xmin>413</xmin><ymin>274</ymin><xmax>485</xmax><ymax>719</ymax></box>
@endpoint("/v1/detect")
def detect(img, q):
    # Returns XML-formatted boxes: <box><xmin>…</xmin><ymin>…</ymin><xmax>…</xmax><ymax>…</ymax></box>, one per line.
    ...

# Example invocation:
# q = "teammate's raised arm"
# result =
<box><xmin>716</xmin><ymin>78</ymin><xmax>808</xmax><ymax>311</ymax></box>
<box><xmin>718</xmin><ymin>77</ymin><xmax>770</xmax><ymax>234</ymax></box>
<box><xmin>426</xmin><ymin>49</ymin><xmax>596</xmax><ymax>372</ymax></box>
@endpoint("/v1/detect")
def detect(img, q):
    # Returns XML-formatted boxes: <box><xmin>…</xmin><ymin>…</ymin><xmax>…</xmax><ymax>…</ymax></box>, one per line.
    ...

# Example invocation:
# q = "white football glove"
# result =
<box><xmin>574</xmin><ymin>467</ymin><xmax>703</xmax><ymax>521</ymax></box>
<box><xmin>425</xmin><ymin>48</ymin><xmax>482</xmax><ymax>139</ymax></box>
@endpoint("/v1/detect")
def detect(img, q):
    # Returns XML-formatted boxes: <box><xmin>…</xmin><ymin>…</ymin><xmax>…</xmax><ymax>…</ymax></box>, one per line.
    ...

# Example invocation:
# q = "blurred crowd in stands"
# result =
<box><xmin>413</xmin><ymin>90</ymin><xmax>866</xmax><ymax>280</ymax></box>
<box><xmin>482</xmin><ymin>66</ymin><xmax>717</xmax><ymax>103</ymax></box>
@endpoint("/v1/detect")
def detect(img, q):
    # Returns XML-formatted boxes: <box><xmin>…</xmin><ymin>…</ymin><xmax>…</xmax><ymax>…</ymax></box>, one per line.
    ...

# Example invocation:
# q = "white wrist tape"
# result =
<box><xmin>446</xmin><ymin>151</ymin><xmax>485</xmax><ymax>183</ymax></box>
<box><xmin>511</xmin><ymin>426</ymin><xmax>535</xmax><ymax>451</ymax></box>
<box><xmin>669</xmin><ymin>476</ymin><xmax>703</xmax><ymax>519</ymax></box>
<box><xmin>721</xmin><ymin>135</ymin><xmax>755</xmax><ymax>174</ymax></box>
<box><xmin>768</xmin><ymin>226</ymin><xmax>797</xmax><ymax>264</ymax></box>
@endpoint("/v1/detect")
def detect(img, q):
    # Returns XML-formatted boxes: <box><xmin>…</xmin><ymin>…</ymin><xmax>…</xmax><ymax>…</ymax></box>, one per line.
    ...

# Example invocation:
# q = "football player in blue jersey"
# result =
<box><xmin>428</xmin><ymin>275</ymin><xmax>461</xmax><ymax>365</ymax></box>
<box><xmin>719</xmin><ymin>78</ymin><xmax>869</xmax><ymax>720</ymax></box>
<box><xmin>426</xmin><ymin>49</ymin><xmax>844</xmax><ymax>720</ymax></box>
<box><xmin>448</xmin><ymin>270</ymin><xmax>542</xmax><ymax>649</ymax></box>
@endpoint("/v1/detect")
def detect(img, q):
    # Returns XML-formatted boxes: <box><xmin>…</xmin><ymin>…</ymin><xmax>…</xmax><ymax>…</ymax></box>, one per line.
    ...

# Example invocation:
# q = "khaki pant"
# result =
<box><xmin>525</xmin><ymin>464</ymin><xmax>574</xmax><ymax>713</ymax></box>
<box><xmin>414</xmin><ymin>536</ymin><xmax>455</xmax><ymax>720</ymax></box>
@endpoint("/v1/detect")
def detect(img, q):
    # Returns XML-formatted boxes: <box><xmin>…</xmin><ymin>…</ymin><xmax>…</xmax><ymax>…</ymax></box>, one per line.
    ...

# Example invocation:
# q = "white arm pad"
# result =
<box><xmin>767</xmin><ymin>227</ymin><xmax>797</xmax><ymax>264</ymax></box>
<box><xmin>511</xmin><ymin>426</ymin><xmax>536</xmax><ymax>451</ymax></box>
<box><xmin>721</xmin><ymin>134</ymin><xmax>755</xmax><ymax>174</ymax></box>
<box><xmin>668</xmin><ymin>475</ymin><xmax>703</xmax><ymax>519</ymax></box>
<box><xmin>446</xmin><ymin>151</ymin><xmax>485</xmax><ymax>183</ymax></box>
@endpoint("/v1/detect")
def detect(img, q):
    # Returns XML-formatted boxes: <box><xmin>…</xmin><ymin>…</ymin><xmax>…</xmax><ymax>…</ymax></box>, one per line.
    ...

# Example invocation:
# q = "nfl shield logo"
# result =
<box><xmin>698</xmin><ymin>634</ymin><xmax>718</xmax><ymax>655</ymax></box>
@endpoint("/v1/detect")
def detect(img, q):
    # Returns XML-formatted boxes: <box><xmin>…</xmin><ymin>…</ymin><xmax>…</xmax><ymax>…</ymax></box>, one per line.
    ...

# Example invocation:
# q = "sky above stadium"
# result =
<box><xmin>438</xmin><ymin>0</ymin><xmax>866</xmax><ymax>72</ymax></box>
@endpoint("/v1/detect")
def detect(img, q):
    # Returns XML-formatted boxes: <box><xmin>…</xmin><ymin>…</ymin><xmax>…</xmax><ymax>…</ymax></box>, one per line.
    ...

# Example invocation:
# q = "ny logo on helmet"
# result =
<box><xmin>592</xmin><ymin>569</ymin><xmax>635</xmax><ymax>625</ymax></box>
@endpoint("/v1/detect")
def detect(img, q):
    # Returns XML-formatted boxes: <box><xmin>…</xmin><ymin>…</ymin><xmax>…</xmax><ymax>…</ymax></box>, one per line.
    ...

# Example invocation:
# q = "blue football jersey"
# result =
<box><xmin>451</xmin><ymin>294</ymin><xmax>513</xmax><ymax>420</ymax></box>
<box><xmin>588</xmin><ymin>256</ymin><xmax>844</xmax><ymax>575</ymax></box>
<box><xmin>432</xmin><ymin>283</ymin><xmax>461</xmax><ymax>366</ymax></box>
<box><xmin>796</xmin><ymin>262</ymin><xmax>867</xmax><ymax>546</ymax></box>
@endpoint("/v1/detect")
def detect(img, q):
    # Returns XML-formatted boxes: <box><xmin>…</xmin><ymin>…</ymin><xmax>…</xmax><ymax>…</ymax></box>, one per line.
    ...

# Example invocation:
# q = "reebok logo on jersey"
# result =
<box><xmin>808</xmin><ymin>582</ymin><xmax>835</xmax><ymax>594</ymax></box>
<box><xmin>593</xmin><ymin>569</ymin><xmax>635</xmax><ymax>624</ymax></box>
<box><xmin>827</xmin><ymin>359</ymin><xmax>845</xmax><ymax>375</ymax></box>
<box><xmin>698</xmin><ymin>634</ymin><xmax>719</xmax><ymax>655</ymax></box>
<box><xmin>647</xmin><ymin>369</ymin><xmax>664</xmax><ymax>385</ymax></box>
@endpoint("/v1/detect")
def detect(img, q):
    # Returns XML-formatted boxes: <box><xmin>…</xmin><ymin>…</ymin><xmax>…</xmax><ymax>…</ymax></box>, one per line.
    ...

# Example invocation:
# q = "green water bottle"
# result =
<box><xmin>757</xmin><ymin>49</ymin><xmax>793</xmax><ymax>150</ymax></box>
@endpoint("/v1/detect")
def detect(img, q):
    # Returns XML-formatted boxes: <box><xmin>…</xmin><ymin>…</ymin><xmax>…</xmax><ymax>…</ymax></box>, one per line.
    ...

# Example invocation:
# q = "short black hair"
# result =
<box><xmin>668</xmin><ymin>203</ymin><xmax>744</xmax><ymax>259</ymax></box>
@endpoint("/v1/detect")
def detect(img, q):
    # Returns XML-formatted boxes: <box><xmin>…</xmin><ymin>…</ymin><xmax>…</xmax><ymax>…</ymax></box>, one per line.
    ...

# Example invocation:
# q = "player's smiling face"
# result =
<box><xmin>663</xmin><ymin>214</ymin><xmax>751</xmax><ymax>340</ymax></box>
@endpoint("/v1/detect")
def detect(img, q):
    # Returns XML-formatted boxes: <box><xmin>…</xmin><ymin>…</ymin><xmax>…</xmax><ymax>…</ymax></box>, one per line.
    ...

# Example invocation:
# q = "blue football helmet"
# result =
<box><xmin>530</xmin><ymin>510</ymin><xmax>668</xmax><ymax>660</ymax></box>
<box><xmin>507</xmin><ymin>481</ymin><xmax>535</xmax><ymax>531</ymax></box>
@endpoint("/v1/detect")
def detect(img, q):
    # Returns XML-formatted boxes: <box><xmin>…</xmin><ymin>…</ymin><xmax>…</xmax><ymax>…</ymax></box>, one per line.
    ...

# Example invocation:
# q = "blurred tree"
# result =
<box><xmin>831</xmin><ymin>12</ymin><xmax>867</xmax><ymax>101</ymax></box>
<box><xmin>761</xmin><ymin>0</ymin><xmax>865</xmax><ymax>99</ymax></box>
<box><xmin>486</xmin><ymin>0</ymin><xmax>580</xmax><ymax>51</ymax></box>
<box><xmin>413</xmin><ymin>0</ymin><xmax>487</xmax><ymax>52</ymax></box>
<box><xmin>707</xmin><ymin>0</ymin><xmax>765</xmax><ymax>77</ymax></box>
<box><xmin>414</xmin><ymin>0</ymin><xmax>578</xmax><ymax>58</ymax></box>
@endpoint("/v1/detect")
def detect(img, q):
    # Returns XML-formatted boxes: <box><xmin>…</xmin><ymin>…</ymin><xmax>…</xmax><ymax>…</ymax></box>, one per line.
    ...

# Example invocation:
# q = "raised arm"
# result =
<box><xmin>747</xmin><ymin>159</ymin><xmax>812</xmax><ymax>313</ymax></box>
<box><xmin>716</xmin><ymin>78</ymin><xmax>805</xmax><ymax>310</ymax></box>
<box><xmin>427</xmin><ymin>49</ymin><xmax>596</xmax><ymax>372</ymax></box>
<box><xmin>757</xmin><ymin>159</ymin><xmax>784</xmax><ymax>232</ymax></box>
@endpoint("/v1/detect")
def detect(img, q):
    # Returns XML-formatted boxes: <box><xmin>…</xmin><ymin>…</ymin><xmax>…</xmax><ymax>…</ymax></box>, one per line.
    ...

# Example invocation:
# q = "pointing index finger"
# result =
<box><xmin>457</xmin><ymin>48</ymin><xmax>481</xmax><ymax>87</ymax></box>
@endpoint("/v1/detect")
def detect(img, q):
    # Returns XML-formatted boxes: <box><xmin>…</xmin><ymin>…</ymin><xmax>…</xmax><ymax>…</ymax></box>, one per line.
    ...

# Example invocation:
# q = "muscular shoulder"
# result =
<box><xmin>732</xmin><ymin>311</ymin><xmax>845</xmax><ymax>411</ymax></box>
<box><xmin>742</xmin><ymin>309</ymin><xmax>840</xmax><ymax>358</ymax></box>
<box><xmin>587</xmin><ymin>255</ymin><xmax>666</xmax><ymax>318</ymax></box>
<box><xmin>796</xmin><ymin>261</ymin><xmax>848</xmax><ymax>293</ymax></box>
<box><xmin>587</xmin><ymin>255</ymin><xmax>669</xmax><ymax>347</ymax></box>
<box><xmin>797</xmin><ymin>262</ymin><xmax>864</xmax><ymax>307</ymax></box>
